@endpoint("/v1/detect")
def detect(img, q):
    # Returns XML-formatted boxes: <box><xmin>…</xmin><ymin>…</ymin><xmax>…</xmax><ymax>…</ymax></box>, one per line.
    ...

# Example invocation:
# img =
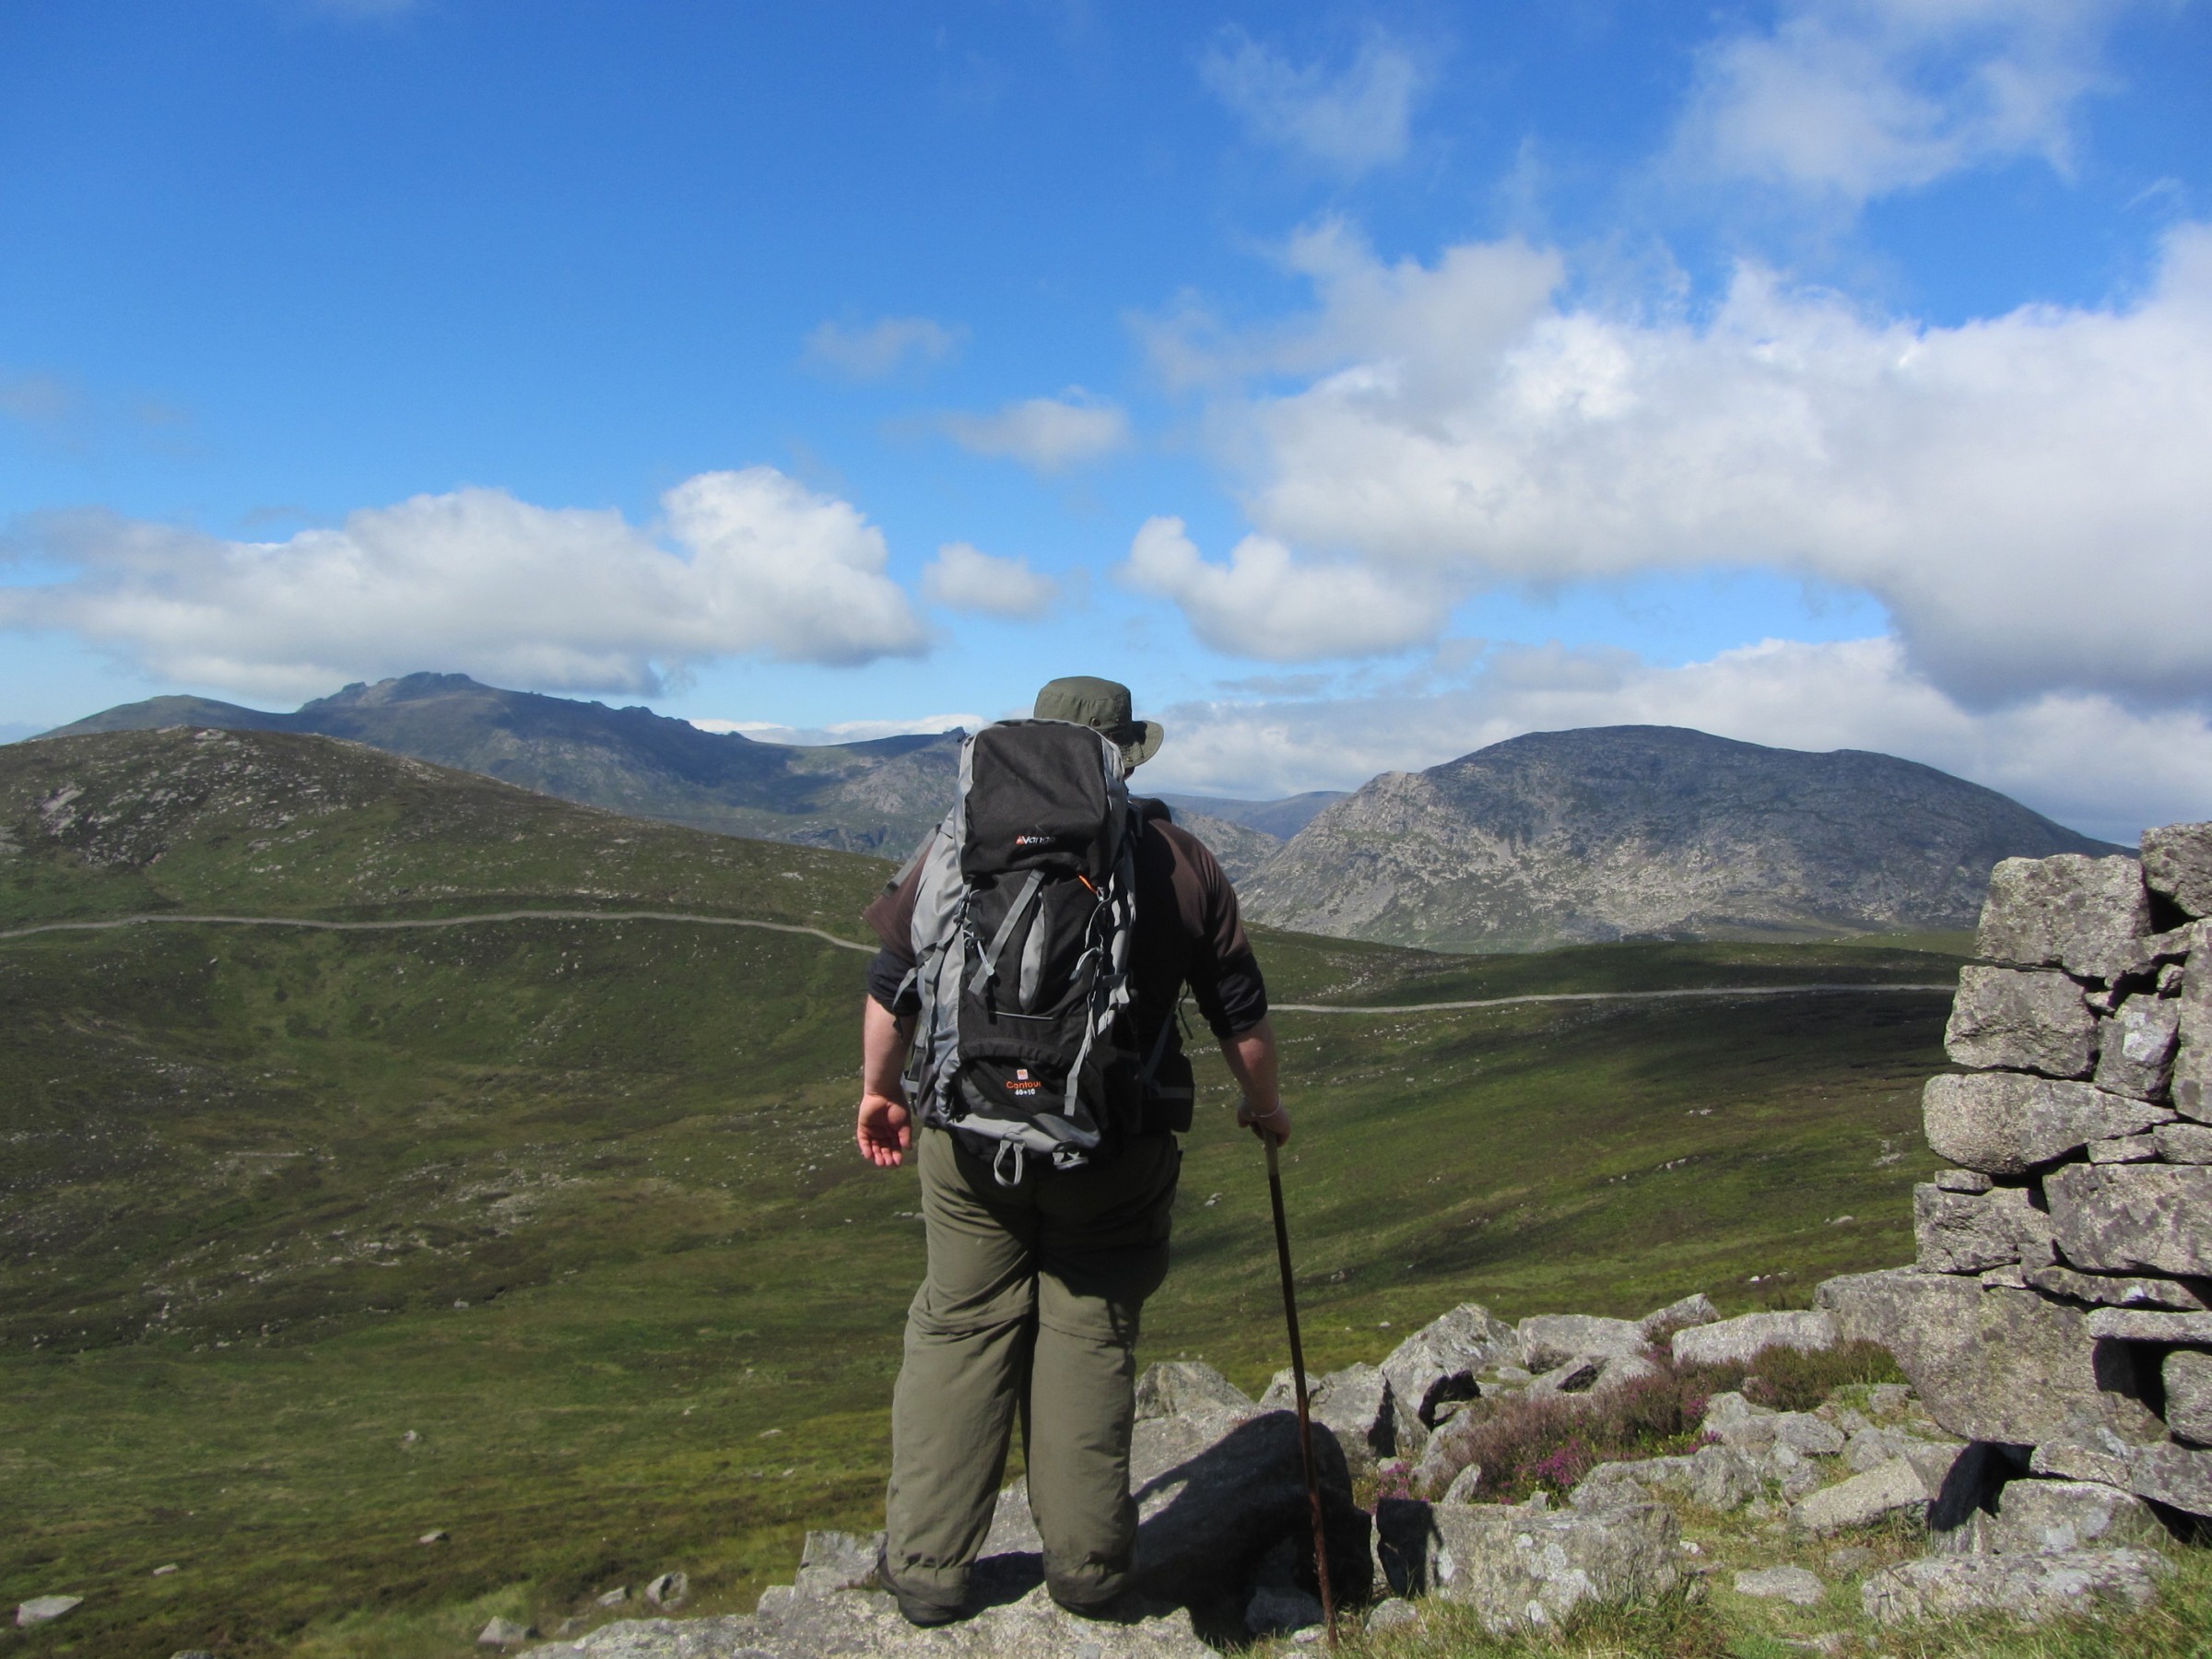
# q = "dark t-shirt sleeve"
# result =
<box><xmin>861</xmin><ymin>836</ymin><xmax>927</xmax><ymax>1018</ymax></box>
<box><xmin>1151</xmin><ymin>820</ymin><xmax>1269</xmax><ymax>1038</ymax></box>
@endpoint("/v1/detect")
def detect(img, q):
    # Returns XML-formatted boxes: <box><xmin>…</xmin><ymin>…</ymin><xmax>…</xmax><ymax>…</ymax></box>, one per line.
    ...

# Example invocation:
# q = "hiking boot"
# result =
<box><xmin>876</xmin><ymin>1543</ymin><xmax>964</xmax><ymax>1629</ymax></box>
<box><xmin>1047</xmin><ymin>1580</ymin><xmax>1143</xmax><ymax>1624</ymax></box>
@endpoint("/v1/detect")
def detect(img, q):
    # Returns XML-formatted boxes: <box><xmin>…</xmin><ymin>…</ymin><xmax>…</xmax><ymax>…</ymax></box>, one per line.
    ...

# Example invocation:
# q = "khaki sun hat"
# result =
<box><xmin>1031</xmin><ymin>676</ymin><xmax>1164</xmax><ymax>768</ymax></box>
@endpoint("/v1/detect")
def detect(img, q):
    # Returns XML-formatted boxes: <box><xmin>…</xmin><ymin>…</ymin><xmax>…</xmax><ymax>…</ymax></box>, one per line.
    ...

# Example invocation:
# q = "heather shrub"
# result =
<box><xmin>1419</xmin><ymin>1337</ymin><xmax>1905</xmax><ymax>1503</ymax></box>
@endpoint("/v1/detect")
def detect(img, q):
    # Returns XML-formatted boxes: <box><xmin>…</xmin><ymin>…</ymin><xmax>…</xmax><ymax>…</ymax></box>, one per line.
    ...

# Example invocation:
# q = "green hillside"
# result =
<box><xmin>1</xmin><ymin>730</ymin><xmax>1965</xmax><ymax>1656</ymax></box>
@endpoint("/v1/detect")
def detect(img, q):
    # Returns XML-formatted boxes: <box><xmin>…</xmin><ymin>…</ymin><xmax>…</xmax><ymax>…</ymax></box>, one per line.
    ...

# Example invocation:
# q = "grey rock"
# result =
<box><xmin>477</xmin><ymin>1618</ymin><xmax>533</xmax><ymax>1649</ymax></box>
<box><xmin>1772</xmin><ymin>1412</ymin><xmax>1848</xmax><ymax>1456</ymax></box>
<box><xmin>16</xmin><ymin>1596</ymin><xmax>82</xmax><ymax>1628</ymax></box>
<box><xmin>750</xmin><ymin>1582</ymin><xmax>1213</xmax><ymax>1659</ymax></box>
<box><xmin>2026</xmin><ymin>1264</ymin><xmax>2208</xmax><ymax>1312</ymax></box>
<box><xmin>1982</xmin><ymin>1479</ymin><xmax>2165</xmax><ymax>1555</ymax></box>
<box><xmin>1379</xmin><ymin>1303</ymin><xmax>1520</xmax><ymax>1440</ymax></box>
<box><xmin>2047</xmin><ymin>1162</ymin><xmax>2212</xmax><ymax>1276</ymax></box>
<box><xmin>2089</xmin><ymin>1135</ymin><xmax>2161</xmax><ymax>1162</ymax></box>
<box><xmin>2033</xmin><ymin>1430</ymin><xmax>2212</xmax><ymax>1518</ymax></box>
<box><xmin>1935</xmin><ymin>1168</ymin><xmax>1994</xmax><ymax>1193</ymax></box>
<box><xmin>1135</xmin><ymin>1361</ymin><xmax>1254</xmax><ymax>1422</ymax></box>
<box><xmin>1243</xmin><ymin>1585</ymin><xmax>1324</xmax><ymax>1636</ymax></box>
<box><xmin>644</xmin><ymin>1572</ymin><xmax>688</xmax><ymax>1608</ymax></box>
<box><xmin>1518</xmin><ymin>1313</ymin><xmax>1645</xmax><ymax>1370</ymax></box>
<box><xmin>1638</xmin><ymin>1292</ymin><xmax>1718</xmax><ymax>1336</ymax></box>
<box><xmin>418</xmin><ymin>1528</ymin><xmax>449</xmax><ymax>1545</ymax></box>
<box><xmin>1410</xmin><ymin>1409</ymin><xmax>1484</xmax><ymax>1498</ymax></box>
<box><xmin>1863</xmin><ymin>1548</ymin><xmax>2166</xmax><ymax>1625</ymax></box>
<box><xmin>1790</xmin><ymin>1458</ymin><xmax>1927</xmax><ymax>1533</ymax></box>
<box><xmin>1271</xmin><ymin>1363</ymin><xmax>1398</xmax><ymax>1473</ymax></box>
<box><xmin>2156</xmin><ymin>1123</ymin><xmax>2212</xmax><ymax>1162</ymax></box>
<box><xmin>1440</xmin><ymin>1463</ymin><xmax>1485</xmax><ymax>1504</ymax></box>
<box><xmin>2144</xmin><ymin>822</ymin><xmax>2212</xmax><ymax>918</ymax></box>
<box><xmin>1977</xmin><ymin>853</ymin><xmax>2151</xmax><ymax>981</ymax></box>
<box><xmin>1374</xmin><ymin>1497</ymin><xmax>1679</xmax><ymax>1631</ymax></box>
<box><xmin>1816</xmin><ymin>1269</ymin><xmax>2163</xmax><ymax>1445</ymax></box>
<box><xmin>1529</xmin><ymin>1356</ymin><xmax>1603</xmax><ymax>1396</ymax></box>
<box><xmin>2098</xmin><ymin>995</ymin><xmax>2181</xmax><ymax>1101</ymax></box>
<box><xmin>1363</xmin><ymin>1598</ymin><xmax>1418</xmax><ymax>1634</ymax></box>
<box><xmin>2167</xmin><ymin>1350</ymin><xmax>2212</xmax><ymax>1445</ymax></box>
<box><xmin>794</xmin><ymin>1532</ymin><xmax>880</xmax><ymax>1597</ymax></box>
<box><xmin>1844</xmin><ymin>1426</ymin><xmax>1919</xmax><ymax>1472</ymax></box>
<box><xmin>1593</xmin><ymin>1352</ymin><xmax>1660</xmax><ymax>1394</ymax></box>
<box><xmin>2175</xmin><ymin>964</ymin><xmax>2212</xmax><ymax>1119</ymax></box>
<box><xmin>1571</xmin><ymin>1444</ymin><xmax>1764</xmax><ymax>1513</ymax></box>
<box><xmin>596</xmin><ymin>1587</ymin><xmax>629</xmax><ymax>1607</ymax></box>
<box><xmin>1866</xmin><ymin>1382</ymin><xmax>1912</xmax><ymax>1415</ymax></box>
<box><xmin>1671</xmin><ymin>1310</ymin><xmax>1836</xmax><ymax>1369</ymax></box>
<box><xmin>1735</xmin><ymin>1565</ymin><xmax>1825</xmax><ymax>1606</ymax></box>
<box><xmin>1922</xmin><ymin>1073</ymin><xmax>2171</xmax><ymax>1176</ymax></box>
<box><xmin>984</xmin><ymin>1404</ymin><xmax>1371</xmax><ymax>1608</ymax></box>
<box><xmin>1761</xmin><ymin>1441</ymin><xmax>1824</xmax><ymax>1499</ymax></box>
<box><xmin>1827</xmin><ymin>1546</ymin><xmax>1877</xmax><ymax>1574</ymax></box>
<box><xmin>2086</xmin><ymin>1308</ymin><xmax>2212</xmax><ymax>1342</ymax></box>
<box><xmin>1700</xmin><ymin>1391</ymin><xmax>1778</xmax><ymax>1448</ymax></box>
<box><xmin>1946</xmin><ymin>966</ymin><xmax>2098</xmax><ymax>1077</ymax></box>
<box><xmin>1914</xmin><ymin>1182</ymin><xmax>2053</xmax><ymax>1275</ymax></box>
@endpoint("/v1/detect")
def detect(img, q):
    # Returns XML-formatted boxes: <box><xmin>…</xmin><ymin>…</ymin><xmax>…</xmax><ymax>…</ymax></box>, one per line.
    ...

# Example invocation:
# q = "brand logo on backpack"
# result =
<box><xmin>1007</xmin><ymin>1067</ymin><xmax>1040</xmax><ymax>1100</ymax></box>
<box><xmin>1012</xmin><ymin>832</ymin><xmax>1057</xmax><ymax>851</ymax></box>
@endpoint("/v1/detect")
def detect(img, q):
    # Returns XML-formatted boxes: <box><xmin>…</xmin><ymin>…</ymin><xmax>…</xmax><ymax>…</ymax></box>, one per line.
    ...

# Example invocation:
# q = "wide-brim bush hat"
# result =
<box><xmin>1031</xmin><ymin>676</ymin><xmax>1164</xmax><ymax>768</ymax></box>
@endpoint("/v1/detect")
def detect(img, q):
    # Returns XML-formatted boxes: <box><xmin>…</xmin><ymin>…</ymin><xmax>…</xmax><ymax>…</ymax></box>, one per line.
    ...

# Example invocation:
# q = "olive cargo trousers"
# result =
<box><xmin>883</xmin><ymin>1124</ymin><xmax>1179</xmax><ymax>1612</ymax></box>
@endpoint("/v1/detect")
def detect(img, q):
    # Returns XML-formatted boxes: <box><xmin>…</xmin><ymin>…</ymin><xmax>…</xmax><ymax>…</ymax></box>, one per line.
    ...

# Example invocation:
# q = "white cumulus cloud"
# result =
<box><xmin>1121</xmin><ymin>516</ymin><xmax>1447</xmax><ymax>662</ymax></box>
<box><xmin>1142</xmin><ymin>636</ymin><xmax>2212</xmax><ymax>847</ymax></box>
<box><xmin>940</xmin><ymin>389</ymin><xmax>1131</xmax><ymax>471</ymax></box>
<box><xmin>1673</xmin><ymin>0</ymin><xmax>2125</xmax><ymax>203</ymax></box>
<box><xmin>1198</xmin><ymin>25</ymin><xmax>1428</xmax><ymax>175</ymax></box>
<box><xmin>1151</xmin><ymin>220</ymin><xmax>2212</xmax><ymax>705</ymax></box>
<box><xmin>922</xmin><ymin>542</ymin><xmax>1059</xmax><ymax>618</ymax></box>
<box><xmin>804</xmin><ymin>315</ymin><xmax>965</xmax><ymax>380</ymax></box>
<box><xmin>1</xmin><ymin>466</ymin><xmax>927</xmax><ymax>700</ymax></box>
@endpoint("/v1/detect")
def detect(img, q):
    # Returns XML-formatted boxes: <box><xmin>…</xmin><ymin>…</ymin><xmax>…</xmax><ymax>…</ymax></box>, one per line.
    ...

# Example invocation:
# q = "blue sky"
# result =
<box><xmin>3</xmin><ymin>0</ymin><xmax>2208</xmax><ymax>841</ymax></box>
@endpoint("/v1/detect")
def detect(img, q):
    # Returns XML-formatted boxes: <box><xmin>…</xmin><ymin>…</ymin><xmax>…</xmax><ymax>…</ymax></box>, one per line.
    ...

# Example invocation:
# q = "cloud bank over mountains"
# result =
<box><xmin>1</xmin><ymin>468</ymin><xmax>927</xmax><ymax>700</ymax></box>
<box><xmin>1141</xmin><ymin>219</ymin><xmax>2212</xmax><ymax>709</ymax></box>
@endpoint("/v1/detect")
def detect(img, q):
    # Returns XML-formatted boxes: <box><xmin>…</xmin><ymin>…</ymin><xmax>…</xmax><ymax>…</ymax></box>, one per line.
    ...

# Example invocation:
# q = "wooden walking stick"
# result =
<box><xmin>1264</xmin><ymin>1130</ymin><xmax>1337</xmax><ymax>1645</ymax></box>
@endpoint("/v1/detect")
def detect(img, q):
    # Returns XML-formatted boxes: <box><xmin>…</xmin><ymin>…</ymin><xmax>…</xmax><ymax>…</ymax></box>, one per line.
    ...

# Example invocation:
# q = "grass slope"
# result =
<box><xmin>3</xmin><ymin>730</ymin><xmax>1974</xmax><ymax>1656</ymax></box>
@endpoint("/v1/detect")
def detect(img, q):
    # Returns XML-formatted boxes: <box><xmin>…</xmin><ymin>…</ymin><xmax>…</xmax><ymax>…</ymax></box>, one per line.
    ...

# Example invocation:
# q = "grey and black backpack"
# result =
<box><xmin>900</xmin><ymin>718</ymin><xmax>1173</xmax><ymax>1182</ymax></box>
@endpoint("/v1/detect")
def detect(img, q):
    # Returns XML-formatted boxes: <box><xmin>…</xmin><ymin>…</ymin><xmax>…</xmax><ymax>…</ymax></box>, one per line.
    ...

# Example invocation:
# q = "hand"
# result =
<box><xmin>1237</xmin><ymin>1097</ymin><xmax>1291</xmax><ymax>1147</ymax></box>
<box><xmin>856</xmin><ymin>1091</ymin><xmax>913</xmax><ymax>1167</ymax></box>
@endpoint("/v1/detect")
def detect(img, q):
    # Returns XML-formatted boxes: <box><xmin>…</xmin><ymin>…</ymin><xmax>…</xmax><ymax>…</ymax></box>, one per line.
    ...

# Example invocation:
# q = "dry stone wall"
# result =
<box><xmin>1820</xmin><ymin>825</ymin><xmax>2212</xmax><ymax>1517</ymax></box>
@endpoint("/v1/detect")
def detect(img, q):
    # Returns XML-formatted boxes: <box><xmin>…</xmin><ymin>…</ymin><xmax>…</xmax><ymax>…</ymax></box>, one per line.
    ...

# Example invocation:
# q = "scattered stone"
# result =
<box><xmin>152</xmin><ymin>1563</ymin><xmax>178</xmax><ymax>1576</ymax></box>
<box><xmin>418</xmin><ymin>1528</ymin><xmax>449</xmax><ymax>1545</ymax></box>
<box><xmin>1135</xmin><ymin>1361</ymin><xmax>1253</xmax><ymax>1422</ymax></box>
<box><xmin>1243</xmin><ymin>1585</ymin><xmax>1323</xmax><ymax>1636</ymax></box>
<box><xmin>477</xmin><ymin>1618</ymin><xmax>533</xmax><ymax>1648</ymax></box>
<box><xmin>2026</xmin><ymin>1264</ymin><xmax>2208</xmax><ymax>1311</ymax></box>
<box><xmin>1378</xmin><ymin>1303</ymin><xmax>1520</xmax><ymax>1441</ymax></box>
<box><xmin>1976</xmin><ymin>853</ymin><xmax>2151</xmax><ymax>981</ymax></box>
<box><xmin>1817</xmin><ymin>1268</ymin><xmax>2164</xmax><ymax>1445</ymax></box>
<box><xmin>1363</xmin><ymin>1598</ymin><xmax>1418</xmax><ymax>1634</ymax></box>
<box><xmin>1573</xmin><ymin>1443</ymin><xmax>1764</xmax><ymax>1513</ymax></box>
<box><xmin>1410</xmin><ymin>1409</ymin><xmax>1483</xmax><ymax>1497</ymax></box>
<box><xmin>2098</xmin><ymin>995</ymin><xmax>2182</xmax><ymax>1101</ymax></box>
<box><xmin>2165</xmin><ymin>1350</ymin><xmax>2212</xmax><ymax>1446</ymax></box>
<box><xmin>1672</xmin><ymin>1310</ymin><xmax>1836</xmax><ymax>1369</ymax></box>
<box><xmin>1375</xmin><ymin>1498</ymin><xmax>1679</xmax><ymax>1631</ymax></box>
<box><xmin>2033</xmin><ymin>1430</ymin><xmax>2212</xmax><ymax>1518</ymax></box>
<box><xmin>1440</xmin><ymin>1462</ymin><xmax>1484</xmax><ymax>1503</ymax></box>
<box><xmin>16</xmin><ymin>1596</ymin><xmax>82</xmax><ymax>1628</ymax></box>
<box><xmin>1862</xmin><ymin>1548</ymin><xmax>2166</xmax><ymax>1625</ymax></box>
<box><xmin>1529</xmin><ymin>1356</ymin><xmax>1602</xmax><ymax>1396</ymax></box>
<box><xmin>1735</xmin><ymin>1565</ymin><xmax>1824</xmax><ymax>1606</ymax></box>
<box><xmin>2143</xmin><ymin>822</ymin><xmax>2212</xmax><ymax>918</ymax></box>
<box><xmin>1593</xmin><ymin>1352</ymin><xmax>1660</xmax><ymax>1394</ymax></box>
<box><xmin>2155</xmin><ymin>1123</ymin><xmax>2212</xmax><ymax>1162</ymax></box>
<box><xmin>553</xmin><ymin>1617</ymin><xmax>588</xmax><ymax>1638</ymax></box>
<box><xmin>1945</xmin><ymin>966</ymin><xmax>2098</xmax><ymax>1077</ymax></box>
<box><xmin>1843</xmin><ymin>1425</ymin><xmax>1918</xmax><ymax>1472</ymax></box>
<box><xmin>1827</xmin><ymin>1545</ymin><xmax>1877</xmax><ymax>1574</ymax></box>
<box><xmin>2088</xmin><ymin>1134</ymin><xmax>2161</xmax><ymax>1163</ymax></box>
<box><xmin>643</xmin><ymin>1571</ymin><xmax>688</xmax><ymax>1607</ymax></box>
<box><xmin>1921</xmin><ymin>1073</ymin><xmax>2171</xmax><ymax>1176</ymax></box>
<box><xmin>1700</xmin><ymin>1391</ymin><xmax>1777</xmax><ymax>1446</ymax></box>
<box><xmin>1638</xmin><ymin>1292</ymin><xmax>1718</xmax><ymax>1337</ymax></box>
<box><xmin>1866</xmin><ymin>1382</ymin><xmax>1912</xmax><ymax>1415</ymax></box>
<box><xmin>1980</xmin><ymin>1479</ymin><xmax>2165</xmax><ymax>1555</ymax></box>
<box><xmin>1518</xmin><ymin>1313</ymin><xmax>1645</xmax><ymax>1370</ymax></box>
<box><xmin>1791</xmin><ymin>1458</ymin><xmax>1928</xmax><ymax>1534</ymax></box>
<box><xmin>1259</xmin><ymin>1362</ymin><xmax>1399</xmax><ymax>1473</ymax></box>
<box><xmin>2086</xmin><ymin>1308</ymin><xmax>2212</xmax><ymax>1342</ymax></box>
<box><xmin>1934</xmin><ymin>1168</ymin><xmax>1994</xmax><ymax>1193</ymax></box>
<box><xmin>1772</xmin><ymin>1413</ymin><xmax>1848</xmax><ymax>1456</ymax></box>
<box><xmin>1914</xmin><ymin>1182</ymin><xmax>2053</xmax><ymax>1275</ymax></box>
<box><xmin>795</xmin><ymin>1531</ymin><xmax>881</xmax><ymax>1596</ymax></box>
<box><xmin>2178</xmin><ymin>967</ymin><xmax>2212</xmax><ymax>1119</ymax></box>
<box><xmin>2047</xmin><ymin>1162</ymin><xmax>2212</xmax><ymax>1276</ymax></box>
<box><xmin>595</xmin><ymin>1586</ymin><xmax>629</xmax><ymax>1607</ymax></box>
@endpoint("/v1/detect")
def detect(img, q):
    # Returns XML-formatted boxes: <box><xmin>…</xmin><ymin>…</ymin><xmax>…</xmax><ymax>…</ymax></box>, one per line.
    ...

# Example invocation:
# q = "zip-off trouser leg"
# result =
<box><xmin>885</xmin><ymin>1125</ymin><xmax>1178</xmax><ymax>1611</ymax></box>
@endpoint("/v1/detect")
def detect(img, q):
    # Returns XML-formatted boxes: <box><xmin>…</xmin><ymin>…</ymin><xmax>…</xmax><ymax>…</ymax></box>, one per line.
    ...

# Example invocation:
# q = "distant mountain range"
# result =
<box><xmin>42</xmin><ymin>677</ymin><xmax>2123</xmax><ymax>949</ymax></box>
<box><xmin>1238</xmin><ymin>725</ymin><xmax>2123</xmax><ymax>951</ymax></box>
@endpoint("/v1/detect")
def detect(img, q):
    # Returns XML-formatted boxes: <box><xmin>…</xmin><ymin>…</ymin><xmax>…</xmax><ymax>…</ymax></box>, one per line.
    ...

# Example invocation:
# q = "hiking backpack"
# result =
<box><xmin>900</xmin><ymin>719</ymin><xmax>1169</xmax><ymax>1182</ymax></box>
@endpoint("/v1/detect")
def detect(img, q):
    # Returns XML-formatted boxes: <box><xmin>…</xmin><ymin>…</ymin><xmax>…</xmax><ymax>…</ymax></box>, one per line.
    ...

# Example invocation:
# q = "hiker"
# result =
<box><xmin>854</xmin><ymin>675</ymin><xmax>1288</xmax><ymax>1626</ymax></box>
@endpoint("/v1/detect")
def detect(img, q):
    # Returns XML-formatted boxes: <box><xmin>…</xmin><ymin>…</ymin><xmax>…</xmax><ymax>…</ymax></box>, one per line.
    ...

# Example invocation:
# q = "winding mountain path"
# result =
<box><xmin>0</xmin><ymin>907</ymin><xmax>1957</xmax><ymax>1012</ymax></box>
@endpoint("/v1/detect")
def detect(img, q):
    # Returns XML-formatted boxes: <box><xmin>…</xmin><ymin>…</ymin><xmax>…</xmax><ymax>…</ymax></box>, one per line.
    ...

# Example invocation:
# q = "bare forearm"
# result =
<box><xmin>862</xmin><ymin>996</ymin><xmax>912</xmax><ymax>1102</ymax></box>
<box><xmin>1219</xmin><ymin>1015</ymin><xmax>1279</xmax><ymax>1107</ymax></box>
